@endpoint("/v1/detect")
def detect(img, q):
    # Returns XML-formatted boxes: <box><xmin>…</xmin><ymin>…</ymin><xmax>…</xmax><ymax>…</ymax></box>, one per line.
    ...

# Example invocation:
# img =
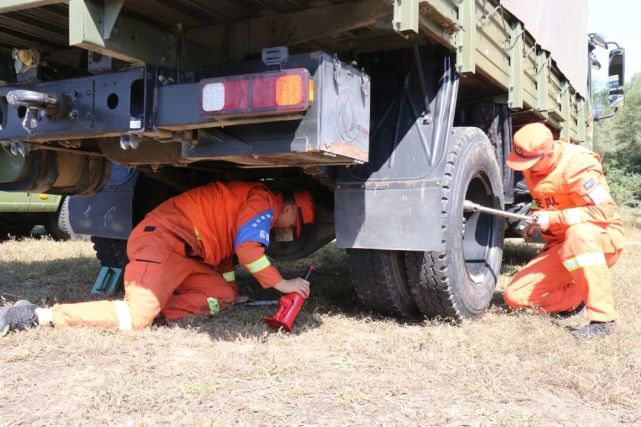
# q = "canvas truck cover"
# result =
<box><xmin>501</xmin><ymin>0</ymin><xmax>588</xmax><ymax>98</ymax></box>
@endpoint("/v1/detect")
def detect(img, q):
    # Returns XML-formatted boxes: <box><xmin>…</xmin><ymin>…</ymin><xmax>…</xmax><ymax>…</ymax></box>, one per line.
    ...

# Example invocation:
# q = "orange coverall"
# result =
<box><xmin>51</xmin><ymin>182</ymin><xmax>285</xmax><ymax>330</ymax></box>
<box><xmin>503</xmin><ymin>142</ymin><xmax>625</xmax><ymax>322</ymax></box>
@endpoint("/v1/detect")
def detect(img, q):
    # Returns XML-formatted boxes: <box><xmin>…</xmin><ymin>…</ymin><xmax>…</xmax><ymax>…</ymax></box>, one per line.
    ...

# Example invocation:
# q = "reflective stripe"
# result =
<box><xmin>194</xmin><ymin>227</ymin><xmax>202</xmax><ymax>241</ymax></box>
<box><xmin>565</xmin><ymin>208</ymin><xmax>582</xmax><ymax>225</ymax></box>
<box><xmin>207</xmin><ymin>297</ymin><xmax>220</xmax><ymax>316</ymax></box>
<box><xmin>245</xmin><ymin>255</ymin><xmax>271</xmax><ymax>273</ymax></box>
<box><xmin>563</xmin><ymin>252</ymin><xmax>607</xmax><ymax>272</ymax></box>
<box><xmin>113</xmin><ymin>300</ymin><xmax>132</xmax><ymax>330</ymax></box>
<box><xmin>223</xmin><ymin>271</ymin><xmax>236</xmax><ymax>282</ymax></box>
<box><xmin>588</xmin><ymin>184</ymin><xmax>610</xmax><ymax>205</ymax></box>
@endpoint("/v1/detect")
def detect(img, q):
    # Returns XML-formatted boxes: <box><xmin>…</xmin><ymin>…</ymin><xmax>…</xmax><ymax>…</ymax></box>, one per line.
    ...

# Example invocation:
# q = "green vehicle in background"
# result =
<box><xmin>0</xmin><ymin>191</ymin><xmax>69</xmax><ymax>240</ymax></box>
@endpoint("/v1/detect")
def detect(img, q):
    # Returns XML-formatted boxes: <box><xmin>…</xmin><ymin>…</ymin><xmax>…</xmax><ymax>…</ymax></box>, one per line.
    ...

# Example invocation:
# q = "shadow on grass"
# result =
<box><xmin>1</xmin><ymin>239</ymin><xmax>555</xmax><ymax>340</ymax></box>
<box><xmin>501</xmin><ymin>239</ymin><xmax>541</xmax><ymax>271</ymax></box>
<box><xmin>0</xmin><ymin>258</ymin><xmax>100</xmax><ymax>306</ymax></box>
<box><xmin>0</xmin><ymin>244</ymin><xmax>393</xmax><ymax>339</ymax></box>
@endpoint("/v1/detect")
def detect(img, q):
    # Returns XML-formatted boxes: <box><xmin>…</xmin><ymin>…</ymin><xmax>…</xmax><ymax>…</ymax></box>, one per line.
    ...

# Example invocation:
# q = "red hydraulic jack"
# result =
<box><xmin>264</xmin><ymin>265</ymin><xmax>315</xmax><ymax>332</ymax></box>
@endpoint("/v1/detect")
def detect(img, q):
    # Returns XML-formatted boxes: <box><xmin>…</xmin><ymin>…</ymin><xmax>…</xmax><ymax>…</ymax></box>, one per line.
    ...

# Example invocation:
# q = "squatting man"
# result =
<box><xmin>503</xmin><ymin>123</ymin><xmax>625</xmax><ymax>339</ymax></box>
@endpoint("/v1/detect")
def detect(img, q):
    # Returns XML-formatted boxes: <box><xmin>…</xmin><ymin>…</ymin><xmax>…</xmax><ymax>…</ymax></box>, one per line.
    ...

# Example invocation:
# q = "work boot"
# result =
<box><xmin>0</xmin><ymin>300</ymin><xmax>39</xmax><ymax>336</ymax></box>
<box><xmin>571</xmin><ymin>321</ymin><xmax>617</xmax><ymax>340</ymax></box>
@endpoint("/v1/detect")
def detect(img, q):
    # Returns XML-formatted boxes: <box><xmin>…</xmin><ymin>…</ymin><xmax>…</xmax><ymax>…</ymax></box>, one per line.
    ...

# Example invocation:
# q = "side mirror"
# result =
<box><xmin>608</xmin><ymin>48</ymin><xmax>625</xmax><ymax>95</ymax></box>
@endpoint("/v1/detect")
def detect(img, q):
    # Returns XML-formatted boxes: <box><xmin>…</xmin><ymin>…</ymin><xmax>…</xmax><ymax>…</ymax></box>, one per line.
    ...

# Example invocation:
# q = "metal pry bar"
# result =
<box><xmin>463</xmin><ymin>200</ymin><xmax>534</xmax><ymax>222</ymax></box>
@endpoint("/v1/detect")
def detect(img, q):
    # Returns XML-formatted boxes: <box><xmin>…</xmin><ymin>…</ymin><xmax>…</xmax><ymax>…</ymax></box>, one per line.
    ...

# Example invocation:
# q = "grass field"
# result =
<box><xmin>1</xmin><ymin>236</ymin><xmax>640</xmax><ymax>426</ymax></box>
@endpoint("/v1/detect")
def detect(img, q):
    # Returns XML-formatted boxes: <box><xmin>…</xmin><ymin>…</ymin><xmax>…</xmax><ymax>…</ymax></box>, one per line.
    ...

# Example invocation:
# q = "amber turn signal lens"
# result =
<box><xmin>275</xmin><ymin>75</ymin><xmax>304</xmax><ymax>106</ymax></box>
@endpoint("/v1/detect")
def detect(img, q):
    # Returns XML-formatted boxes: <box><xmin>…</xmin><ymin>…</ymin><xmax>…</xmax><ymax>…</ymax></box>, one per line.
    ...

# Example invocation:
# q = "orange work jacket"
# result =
<box><xmin>524</xmin><ymin>141</ymin><xmax>625</xmax><ymax>248</ymax></box>
<box><xmin>147</xmin><ymin>182</ymin><xmax>284</xmax><ymax>287</ymax></box>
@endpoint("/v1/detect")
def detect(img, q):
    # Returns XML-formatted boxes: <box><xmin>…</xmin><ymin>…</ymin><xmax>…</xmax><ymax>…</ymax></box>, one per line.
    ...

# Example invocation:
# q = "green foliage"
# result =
<box><xmin>593</xmin><ymin>74</ymin><xmax>641</xmax><ymax>206</ymax></box>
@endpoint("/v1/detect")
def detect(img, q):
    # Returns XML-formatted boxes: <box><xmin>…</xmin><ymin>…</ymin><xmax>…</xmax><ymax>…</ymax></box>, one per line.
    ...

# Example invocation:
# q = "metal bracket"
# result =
<box><xmin>103</xmin><ymin>0</ymin><xmax>125</xmax><ymax>39</ymax></box>
<box><xmin>479</xmin><ymin>4</ymin><xmax>501</xmax><ymax>27</ymax></box>
<box><xmin>455</xmin><ymin>0</ymin><xmax>476</xmax><ymax>74</ymax></box>
<box><xmin>262</xmin><ymin>46</ymin><xmax>289</xmax><ymax>70</ymax></box>
<box><xmin>560</xmin><ymin>82</ymin><xmax>571</xmax><ymax>139</ymax></box>
<box><xmin>69</xmin><ymin>0</ymin><xmax>178</xmax><ymax>66</ymax></box>
<box><xmin>536</xmin><ymin>51</ymin><xmax>550</xmax><ymax>112</ymax></box>
<box><xmin>507</xmin><ymin>23</ymin><xmax>524</xmax><ymax>109</ymax></box>
<box><xmin>392</xmin><ymin>0</ymin><xmax>420</xmax><ymax>33</ymax></box>
<box><xmin>523</xmin><ymin>44</ymin><xmax>536</xmax><ymax>60</ymax></box>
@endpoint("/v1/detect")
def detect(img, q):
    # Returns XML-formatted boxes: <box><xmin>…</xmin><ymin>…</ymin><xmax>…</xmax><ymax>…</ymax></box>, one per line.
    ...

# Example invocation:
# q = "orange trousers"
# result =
<box><xmin>51</xmin><ymin>218</ymin><xmax>237</xmax><ymax>330</ymax></box>
<box><xmin>503</xmin><ymin>223</ymin><xmax>622</xmax><ymax>322</ymax></box>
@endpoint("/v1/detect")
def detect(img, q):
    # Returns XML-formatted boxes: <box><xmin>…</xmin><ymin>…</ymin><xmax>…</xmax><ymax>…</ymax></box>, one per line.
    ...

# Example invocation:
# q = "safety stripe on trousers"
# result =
<box><xmin>244</xmin><ymin>255</ymin><xmax>271</xmax><ymax>273</ymax></box>
<box><xmin>223</xmin><ymin>271</ymin><xmax>236</xmax><ymax>282</ymax></box>
<box><xmin>563</xmin><ymin>252</ymin><xmax>607</xmax><ymax>272</ymax></box>
<box><xmin>113</xmin><ymin>300</ymin><xmax>133</xmax><ymax>330</ymax></box>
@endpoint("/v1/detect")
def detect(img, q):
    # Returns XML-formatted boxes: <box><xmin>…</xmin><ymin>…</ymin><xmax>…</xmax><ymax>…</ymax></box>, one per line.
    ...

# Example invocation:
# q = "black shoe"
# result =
<box><xmin>0</xmin><ymin>301</ymin><xmax>39</xmax><ymax>336</ymax></box>
<box><xmin>571</xmin><ymin>321</ymin><xmax>617</xmax><ymax>340</ymax></box>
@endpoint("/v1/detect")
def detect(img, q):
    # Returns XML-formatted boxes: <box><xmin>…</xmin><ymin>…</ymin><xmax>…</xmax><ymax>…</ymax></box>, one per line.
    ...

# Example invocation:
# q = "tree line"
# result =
<box><xmin>593</xmin><ymin>74</ymin><xmax>641</xmax><ymax>207</ymax></box>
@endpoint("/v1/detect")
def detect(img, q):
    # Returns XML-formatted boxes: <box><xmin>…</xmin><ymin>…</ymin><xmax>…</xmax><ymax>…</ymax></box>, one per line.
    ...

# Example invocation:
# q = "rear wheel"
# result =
<box><xmin>405</xmin><ymin>127</ymin><xmax>504</xmax><ymax>320</ymax></box>
<box><xmin>348</xmin><ymin>249</ymin><xmax>419</xmax><ymax>318</ymax></box>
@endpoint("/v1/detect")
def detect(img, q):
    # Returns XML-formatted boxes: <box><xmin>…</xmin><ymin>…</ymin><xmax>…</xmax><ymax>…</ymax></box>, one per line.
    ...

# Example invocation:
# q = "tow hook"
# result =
<box><xmin>6</xmin><ymin>89</ymin><xmax>73</xmax><ymax>133</ymax></box>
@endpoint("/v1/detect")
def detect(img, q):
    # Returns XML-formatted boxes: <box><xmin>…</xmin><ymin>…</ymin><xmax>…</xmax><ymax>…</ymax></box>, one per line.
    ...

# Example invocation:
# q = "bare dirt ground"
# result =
<box><xmin>1</xmin><ymin>236</ymin><xmax>640</xmax><ymax>426</ymax></box>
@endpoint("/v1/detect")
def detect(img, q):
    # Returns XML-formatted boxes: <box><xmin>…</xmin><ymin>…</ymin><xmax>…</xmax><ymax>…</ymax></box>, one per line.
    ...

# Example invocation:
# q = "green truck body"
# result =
<box><xmin>0</xmin><ymin>191</ymin><xmax>61</xmax><ymax>213</ymax></box>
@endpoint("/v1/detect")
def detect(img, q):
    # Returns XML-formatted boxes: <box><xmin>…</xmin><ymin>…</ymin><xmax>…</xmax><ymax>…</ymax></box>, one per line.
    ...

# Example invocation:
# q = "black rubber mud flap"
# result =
<box><xmin>348</xmin><ymin>249</ymin><xmax>419</xmax><ymax>318</ymax></box>
<box><xmin>405</xmin><ymin>127</ymin><xmax>504</xmax><ymax>320</ymax></box>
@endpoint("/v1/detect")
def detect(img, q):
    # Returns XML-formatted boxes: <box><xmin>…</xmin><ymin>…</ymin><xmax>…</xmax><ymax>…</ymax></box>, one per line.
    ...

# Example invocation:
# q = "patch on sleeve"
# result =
<box><xmin>587</xmin><ymin>184</ymin><xmax>610</xmax><ymax>205</ymax></box>
<box><xmin>582</xmin><ymin>178</ymin><xmax>596</xmax><ymax>192</ymax></box>
<box><xmin>234</xmin><ymin>209</ymin><xmax>274</xmax><ymax>249</ymax></box>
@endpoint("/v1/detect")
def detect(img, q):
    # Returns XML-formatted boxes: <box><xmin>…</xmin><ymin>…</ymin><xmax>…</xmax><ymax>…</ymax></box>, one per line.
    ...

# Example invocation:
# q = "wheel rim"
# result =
<box><xmin>462</xmin><ymin>173</ymin><xmax>498</xmax><ymax>284</ymax></box>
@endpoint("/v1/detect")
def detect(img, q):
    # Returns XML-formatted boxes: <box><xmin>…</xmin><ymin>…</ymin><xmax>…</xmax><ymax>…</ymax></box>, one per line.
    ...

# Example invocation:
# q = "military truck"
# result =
<box><xmin>0</xmin><ymin>0</ymin><xmax>624</xmax><ymax>320</ymax></box>
<box><xmin>0</xmin><ymin>188</ymin><xmax>69</xmax><ymax>240</ymax></box>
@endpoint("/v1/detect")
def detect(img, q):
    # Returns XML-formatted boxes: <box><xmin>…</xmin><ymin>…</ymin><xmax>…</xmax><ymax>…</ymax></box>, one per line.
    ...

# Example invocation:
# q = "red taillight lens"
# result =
<box><xmin>200</xmin><ymin>69</ymin><xmax>312</xmax><ymax>117</ymax></box>
<box><xmin>251</xmin><ymin>76</ymin><xmax>277</xmax><ymax>109</ymax></box>
<box><xmin>222</xmin><ymin>80</ymin><xmax>249</xmax><ymax>111</ymax></box>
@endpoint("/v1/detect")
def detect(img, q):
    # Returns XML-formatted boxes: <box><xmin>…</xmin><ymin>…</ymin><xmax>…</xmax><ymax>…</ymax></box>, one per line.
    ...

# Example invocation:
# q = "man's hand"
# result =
<box><xmin>532</xmin><ymin>211</ymin><xmax>550</xmax><ymax>232</ymax></box>
<box><xmin>521</xmin><ymin>223</ymin><xmax>541</xmax><ymax>242</ymax></box>
<box><xmin>273</xmin><ymin>278</ymin><xmax>310</xmax><ymax>298</ymax></box>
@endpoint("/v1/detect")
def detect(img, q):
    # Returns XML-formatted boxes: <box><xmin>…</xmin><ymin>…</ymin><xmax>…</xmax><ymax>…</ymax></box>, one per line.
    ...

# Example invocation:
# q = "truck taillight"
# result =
<box><xmin>200</xmin><ymin>69</ymin><xmax>312</xmax><ymax>116</ymax></box>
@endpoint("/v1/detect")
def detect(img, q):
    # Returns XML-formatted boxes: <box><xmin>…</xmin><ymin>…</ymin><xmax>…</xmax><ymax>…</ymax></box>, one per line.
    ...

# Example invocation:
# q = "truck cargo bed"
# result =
<box><xmin>0</xmin><ymin>0</ymin><xmax>588</xmax><ymax>142</ymax></box>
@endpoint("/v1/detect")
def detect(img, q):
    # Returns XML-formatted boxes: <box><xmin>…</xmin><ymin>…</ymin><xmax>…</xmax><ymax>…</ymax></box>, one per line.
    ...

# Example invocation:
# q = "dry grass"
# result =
<box><xmin>1</xmin><ymin>236</ymin><xmax>640</xmax><ymax>426</ymax></box>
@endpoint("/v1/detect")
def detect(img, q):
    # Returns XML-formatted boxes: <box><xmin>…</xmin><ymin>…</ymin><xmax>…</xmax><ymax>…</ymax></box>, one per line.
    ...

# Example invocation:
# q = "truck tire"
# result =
<box><xmin>405</xmin><ymin>127</ymin><xmax>504</xmax><ymax>320</ymax></box>
<box><xmin>347</xmin><ymin>249</ymin><xmax>419</xmax><ymax>318</ymax></box>
<box><xmin>44</xmin><ymin>197</ymin><xmax>71</xmax><ymax>241</ymax></box>
<box><xmin>91</xmin><ymin>236</ymin><xmax>128</xmax><ymax>268</ymax></box>
<box><xmin>0</xmin><ymin>213</ymin><xmax>35</xmax><ymax>239</ymax></box>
